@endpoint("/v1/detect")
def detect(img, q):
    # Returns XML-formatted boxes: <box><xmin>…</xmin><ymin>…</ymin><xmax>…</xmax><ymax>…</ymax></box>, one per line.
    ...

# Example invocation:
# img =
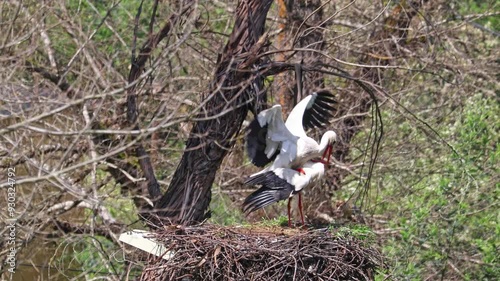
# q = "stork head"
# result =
<box><xmin>323</xmin><ymin>130</ymin><xmax>337</xmax><ymax>145</ymax></box>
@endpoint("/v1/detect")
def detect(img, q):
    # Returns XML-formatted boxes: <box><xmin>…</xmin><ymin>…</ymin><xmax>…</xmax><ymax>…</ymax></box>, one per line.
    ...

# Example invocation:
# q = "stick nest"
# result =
<box><xmin>140</xmin><ymin>224</ymin><xmax>385</xmax><ymax>281</ymax></box>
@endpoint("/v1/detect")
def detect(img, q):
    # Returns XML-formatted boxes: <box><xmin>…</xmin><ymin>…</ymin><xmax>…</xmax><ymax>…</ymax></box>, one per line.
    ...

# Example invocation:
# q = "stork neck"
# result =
<box><xmin>311</xmin><ymin>159</ymin><xmax>328</xmax><ymax>165</ymax></box>
<box><xmin>318</xmin><ymin>134</ymin><xmax>331</xmax><ymax>154</ymax></box>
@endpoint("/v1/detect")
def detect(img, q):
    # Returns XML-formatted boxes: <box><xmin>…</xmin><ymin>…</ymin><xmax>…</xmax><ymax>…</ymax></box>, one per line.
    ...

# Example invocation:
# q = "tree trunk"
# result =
<box><xmin>274</xmin><ymin>0</ymin><xmax>325</xmax><ymax>115</ymax></box>
<box><xmin>155</xmin><ymin>0</ymin><xmax>273</xmax><ymax>225</ymax></box>
<box><xmin>274</xmin><ymin>0</ymin><xmax>293</xmax><ymax>114</ymax></box>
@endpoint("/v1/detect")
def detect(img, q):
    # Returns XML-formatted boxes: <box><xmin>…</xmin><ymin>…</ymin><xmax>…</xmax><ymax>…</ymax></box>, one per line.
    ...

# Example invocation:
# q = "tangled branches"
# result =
<box><xmin>140</xmin><ymin>224</ymin><xmax>385</xmax><ymax>281</ymax></box>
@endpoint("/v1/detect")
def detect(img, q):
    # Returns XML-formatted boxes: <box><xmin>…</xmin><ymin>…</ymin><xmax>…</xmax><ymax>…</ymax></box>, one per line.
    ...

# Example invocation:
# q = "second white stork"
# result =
<box><xmin>242</xmin><ymin>160</ymin><xmax>326</xmax><ymax>227</ymax></box>
<box><xmin>246</xmin><ymin>90</ymin><xmax>337</xmax><ymax>174</ymax></box>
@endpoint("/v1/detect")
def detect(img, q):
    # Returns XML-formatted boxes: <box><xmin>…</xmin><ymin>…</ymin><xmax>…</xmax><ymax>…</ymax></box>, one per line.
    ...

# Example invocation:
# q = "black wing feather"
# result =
<box><xmin>302</xmin><ymin>90</ymin><xmax>336</xmax><ymax>131</ymax></box>
<box><xmin>308</xmin><ymin>114</ymin><xmax>324</xmax><ymax>128</ymax></box>
<box><xmin>314</xmin><ymin>100</ymin><xmax>336</xmax><ymax>112</ymax></box>
<box><xmin>316</xmin><ymin>95</ymin><xmax>336</xmax><ymax>104</ymax></box>
<box><xmin>315</xmin><ymin>90</ymin><xmax>336</xmax><ymax>101</ymax></box>
<box><xmin>245</xmin><ymin>119</ymin><xmax>279</xmax><ymax>167</ymax></box>
<box><xmin>310</xmin><ymin>105</ymin><xmax>332</xmax><ymax>118</ymax></box>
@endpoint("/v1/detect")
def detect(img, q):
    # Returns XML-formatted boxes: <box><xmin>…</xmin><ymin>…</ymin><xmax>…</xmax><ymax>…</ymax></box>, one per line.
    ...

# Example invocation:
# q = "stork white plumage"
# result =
<box><xmin>242</xmin><ymin>160</ymin><xmax>327</xmax><ymax>227</ymax></box>
<box><xmin>246</xmin><ymin>90</ymin><xmax>337</xmax><ymax>174</ymax></box>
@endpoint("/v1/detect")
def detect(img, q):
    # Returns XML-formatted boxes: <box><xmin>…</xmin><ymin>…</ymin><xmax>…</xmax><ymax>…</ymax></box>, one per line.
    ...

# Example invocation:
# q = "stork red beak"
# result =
<box><xmin>321</xmin><ymin>145</ymin><xmax>333</xmax><ymax>168</ymax></box>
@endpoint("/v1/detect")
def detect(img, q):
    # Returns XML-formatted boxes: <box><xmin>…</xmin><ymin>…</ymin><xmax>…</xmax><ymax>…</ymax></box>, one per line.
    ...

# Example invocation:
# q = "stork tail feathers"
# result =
<box><xmin>242</xmin><ymin>188</ymin><xmax>288</xmax><ymax>214</ymax></box>
<box><xmin>242</xmin><ymin>172</ymin><xmax>294</xmax><ymax>214</ymax></box>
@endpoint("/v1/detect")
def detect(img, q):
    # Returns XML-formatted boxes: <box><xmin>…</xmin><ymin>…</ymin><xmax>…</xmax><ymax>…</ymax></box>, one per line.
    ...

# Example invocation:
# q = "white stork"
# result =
<box><xmin>242</xmin><ymin>160</ymin><xmax>327</xmax><ymax>227</ymax></box>
<box><xmin>246</xmin><ymin>90</ymin><xmax>337</xmax><ymax>174</ymax></box>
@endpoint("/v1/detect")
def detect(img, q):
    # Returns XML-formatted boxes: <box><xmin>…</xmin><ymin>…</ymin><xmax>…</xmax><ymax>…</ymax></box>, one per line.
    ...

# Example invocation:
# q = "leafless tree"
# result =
<box><xmin>0</xmin><ymin>0</ymin><xmax>497</xmax><ymax>279</ymax></box>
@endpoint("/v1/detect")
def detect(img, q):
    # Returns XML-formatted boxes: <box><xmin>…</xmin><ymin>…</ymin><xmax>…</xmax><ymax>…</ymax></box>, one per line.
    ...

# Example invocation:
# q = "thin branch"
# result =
<box><xmin>47</xmin><ymin>201</ymin><xmax>117</xmax><ymax>225</ymax></box>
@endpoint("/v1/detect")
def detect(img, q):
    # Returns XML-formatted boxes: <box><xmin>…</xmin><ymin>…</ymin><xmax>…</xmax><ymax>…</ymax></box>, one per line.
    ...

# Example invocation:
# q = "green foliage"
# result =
<box><xmin>82</xmin><ymin>168</ymin><xmax>140</xmax><ymax>225</ymax></box>
<box><xmin>257</xmin><ymin>215</ymin><xmax>290</xmax><ymax>227</ymax></box>
<box><xmin>334</xmin><ymin>225</ymin><xmax>376</xmax><ymax>242</ymax></box>
<box><xmin>42</xmin><ymin>0</ymin><xmax>163</xmax><ymax>76</ymax></box>
<box><xmin>199</xmin><ymin>6</ymin><xmax>233</xmax><ymax>35</ymax></box>
<box><xmin>73</xmin><ymin>236</ymin><xmax>117</xmax><ymax>275</ymax></box>
<box><xmin>103</xmin><ymin>186</ymin><xmax>141</xmax><ymax>226</ymax></box>
<box><xmin>53</xmin><ymin>235</ymin><xmax>133</xmax><ymax>279</ymax></box>
<box><xmin>458</xmin><ymin>0</ymin><xmax>500</xmax><ymax>32</ymax></box>
<box><xmin>370</xmin><ymin>93</ymin><xmax>499</xmax><ymax>280</ymax></box>
<box><xmin>209</xmin><ymin>188</ymin><xmax>246</xmax><ymax>225</ymax></box>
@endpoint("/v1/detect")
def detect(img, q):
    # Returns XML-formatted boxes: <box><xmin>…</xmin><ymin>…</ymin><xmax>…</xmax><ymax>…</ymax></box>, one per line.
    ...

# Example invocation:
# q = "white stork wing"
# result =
<box><xmin>246</xmin><ymin>105</ymin><xmax>298</xmax><ymax>167</ymax></box>
<box><xmin>285</xmin><ymin>90</ymin><xmax>336</xmax><ymax>137</ymax></box>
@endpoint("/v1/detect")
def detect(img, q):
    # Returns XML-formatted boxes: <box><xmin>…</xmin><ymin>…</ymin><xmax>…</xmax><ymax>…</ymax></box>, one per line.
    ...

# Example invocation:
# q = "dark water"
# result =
<box><xmin>1</xmin><ymin>84</ymin><xmax>84</xmax><ymax>280</ymax></box>
<box><xmin>9</xmin><ymin>239</ymin><xmax>79</xmax><ymax>281</ymax></box>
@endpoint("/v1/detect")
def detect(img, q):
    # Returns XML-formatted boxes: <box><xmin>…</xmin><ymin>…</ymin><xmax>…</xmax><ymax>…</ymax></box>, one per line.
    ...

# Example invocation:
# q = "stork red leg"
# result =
<box><xmin>298</xmin><ymin>192</ymin><xmax>305</xmax><ymax>226</ymax></box>
<box><xmin>287</xmin><ymin>197</ymin><xmax>292</xmax><ymax>227</ymax></box>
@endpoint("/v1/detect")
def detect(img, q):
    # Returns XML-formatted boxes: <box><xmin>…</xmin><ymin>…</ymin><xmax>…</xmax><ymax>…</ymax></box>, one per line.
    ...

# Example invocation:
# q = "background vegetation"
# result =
<box><xmin>0</xmin><ymin>0</ymin><xmax>498</xmax><ymax>280</ymax></box>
